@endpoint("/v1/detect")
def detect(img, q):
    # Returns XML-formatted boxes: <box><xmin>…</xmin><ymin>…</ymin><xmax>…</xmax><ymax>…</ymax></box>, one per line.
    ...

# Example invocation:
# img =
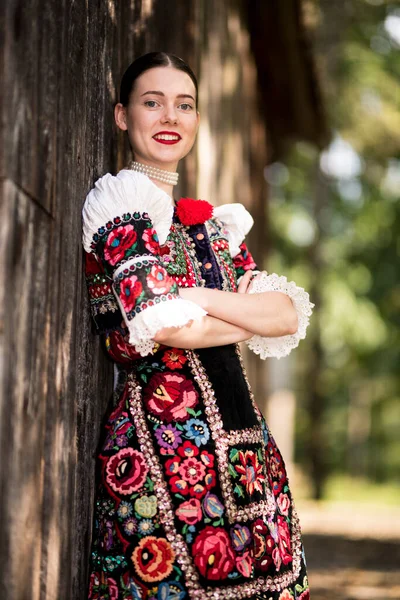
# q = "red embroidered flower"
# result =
<box><xmin>176</xmin><ymin>198</ymin><xmax>213</xmax><ymax>226</ymax></box>
<box><xmin>298</xmin><ymin>590</ymin><xmax>310</xmax><ymax>600</ymax></box>
<box><xmin>131</xmin><ymin>536</ymin><xmax>175</xmax><ymax>583</ymax></box>
<box><xmin>252</xmin><ymin>518</ymin><xmax>275</xmax><ymax>571</ymax></box>
<box><xmin>105</xmin><ymin>448</ymin><xmax>148</xmax><ymax>495</ymax></box>
<box><xmin>142</xmin><ymin>227</ymin><xmax>159</xmax><ymax>254</ymax></box>
<box><xmin>165</xmin><ymin>442</ymin><xmax>216</xmax><ymax>499</ymax></box>
<box><xmin>119</xmin><ymin>275</ymin><xmax>143</xmax><ymax>313</ymax></box>
<box><xmin>233</xmin><ymin>242</ymin><xmax>257</xmax><ymax>271</ymax></box>
<box><xmin>104</xmin><ymin>224</ymin><xmax>137</xmax><ymax>266</ymax></box>
<box><xmin>105</xmin><ymin>331</ymin><xmax>141</xmax><ymax>363</ymax></box>
<box><xmin>192</xmin><ymin>526</ymin><xmax>235</xmax><ymax>580</ymax></box>
<box><xmin>175</xmin><ymin>498</ymin><xmax>202</xmax><ymax>524</ymax></box>
<box><xmin>178</xmin><ymin>456</ymin><xmax>206</xmax><ymax>485</ymax></box>
<box><xmin>235</xmin><ymin>450</ymin><xmax>266</xmax><ymax>495</ymax></box>
<box><xmin>144</xmin><ymin>372</ymin><xmax>198</xmax><ymax>422</ymax></box>
<box><xmin>266</xmin><ymin>441</ymin><xmax>287</xmax><ymax>495</ymax></box>
<box><xmin>162</xmin><ymin>348</ymin><xmax>187</xmax><ymax>370</ymax></box>
<box><xmin>85</xmin><ymin>251</ymin><xmax>104</xmax><ymax>275</ymax></box>
<box><xmin>277</xmin><ymin>590</ymin><xmax>293</xmax><ymax>600</ymax></box>
<box><xmin>88</xmin><ymin>572</ymin><xmax>119</xmax><ymax>600</ymax></box>
<box><xmin>277</xmin><ymin>515</ymin><xmax>292</xmax><ymax>565</ymax></box>
<box><xmin>146</xmin><ymin>265</ymin><xmax>172</xmax><ymax>295</ymax></box>
<box><xmin>277</xmin><ymin>492</ymin><xmax>291</xmax><ymax>516</ymax></box>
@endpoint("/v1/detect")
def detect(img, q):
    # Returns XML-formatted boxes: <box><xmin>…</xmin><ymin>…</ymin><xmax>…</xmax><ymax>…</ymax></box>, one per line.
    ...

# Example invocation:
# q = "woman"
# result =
<box><xmin>82</xmin><ymin>52</ymin><xmax>313</xmax><ymax>600</ymax></box>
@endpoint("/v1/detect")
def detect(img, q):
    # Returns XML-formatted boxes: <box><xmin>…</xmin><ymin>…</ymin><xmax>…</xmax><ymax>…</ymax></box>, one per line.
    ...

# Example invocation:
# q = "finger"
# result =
<box><xmin>237</xmin><ymin>270</ymin><xmax>253</xmax><ymax>293</ymax></box>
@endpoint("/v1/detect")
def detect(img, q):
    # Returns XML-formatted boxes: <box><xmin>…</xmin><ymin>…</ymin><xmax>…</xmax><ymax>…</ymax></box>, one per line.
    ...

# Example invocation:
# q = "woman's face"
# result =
<box><xmin>115</xmin><ymin>66</ymin><xmax>200</xmax><ymax>171</ymax></box>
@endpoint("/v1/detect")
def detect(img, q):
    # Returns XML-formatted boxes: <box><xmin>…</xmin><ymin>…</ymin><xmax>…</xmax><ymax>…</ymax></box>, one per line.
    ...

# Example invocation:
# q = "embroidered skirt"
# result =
<box><xmin>88</xmin><ymin>344</ymin><xmax>309</xmax><ymax>600</ymax></box>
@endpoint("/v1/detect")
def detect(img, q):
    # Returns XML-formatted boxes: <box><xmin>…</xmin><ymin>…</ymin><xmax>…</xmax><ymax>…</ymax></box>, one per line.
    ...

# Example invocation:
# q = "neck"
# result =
<box><xmin>150</xmin><ymin>179</ymin><xmax>175</xmax><ymax>199</ymax></box>
<box><xmin>127</xmin><ymin>159</ymin><xmax>179</xmax><ymax>203</ymax></box>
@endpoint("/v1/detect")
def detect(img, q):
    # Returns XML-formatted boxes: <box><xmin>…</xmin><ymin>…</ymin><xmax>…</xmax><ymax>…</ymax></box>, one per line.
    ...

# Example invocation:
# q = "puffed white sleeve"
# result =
<box><xmin>82</xmin><ymin>169</ymin><xmax>207</xmax><ymax>356</ymax></box>
<box><xmin>213</xmin><ymin>203</ymin><xmax>314</xmax><ymax>359</ymax></box>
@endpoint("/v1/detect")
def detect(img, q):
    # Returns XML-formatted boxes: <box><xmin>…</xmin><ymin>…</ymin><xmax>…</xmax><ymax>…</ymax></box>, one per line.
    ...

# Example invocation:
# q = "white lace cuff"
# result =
<box><xmin>112</xmin><ymin>295</ymin><xmax>207</xmax><ymax>357</ymax></box>
<box><xmin>245</xmin><ymin>272</ymin><xmax>314</xmax><ymax>360</ymax></box>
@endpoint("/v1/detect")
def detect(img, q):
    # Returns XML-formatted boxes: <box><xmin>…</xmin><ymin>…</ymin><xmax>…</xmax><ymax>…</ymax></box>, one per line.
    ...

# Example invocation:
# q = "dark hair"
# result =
<box><xmin>119</xmin><ymin>52</ymin><xmax>198</xmax><ymax>107</ymax></box>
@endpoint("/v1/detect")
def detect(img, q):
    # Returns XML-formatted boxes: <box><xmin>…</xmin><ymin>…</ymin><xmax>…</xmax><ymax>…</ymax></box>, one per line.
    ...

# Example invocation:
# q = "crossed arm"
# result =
<box><xmin>153</xmin><ymin>270</ymin><xmax>299</xmax><ymax>349</ymax></box>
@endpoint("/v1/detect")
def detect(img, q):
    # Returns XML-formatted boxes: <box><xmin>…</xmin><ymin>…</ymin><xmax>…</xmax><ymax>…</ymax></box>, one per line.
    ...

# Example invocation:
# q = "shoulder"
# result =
<box><xmin>212</xmin><ymin>203</ymin><xmax>254</xmax><ymax>256</ymax></box>
<box><xmin>82</xmin><ymin>169</ymin><xmax>173</xmax><ymax>252</ymax></box>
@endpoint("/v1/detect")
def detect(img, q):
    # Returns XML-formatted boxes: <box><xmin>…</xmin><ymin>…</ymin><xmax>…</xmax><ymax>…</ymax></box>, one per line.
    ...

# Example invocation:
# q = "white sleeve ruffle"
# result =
<box><xmin>213</xmin><ymin>203</ymin><xmax>254</xmax><ymax>257</ymax></box>
<box><xmin>245</xmin><ymin>271</ymin><xmax>314</xmax><ymax>360</ymax></box>
<box><xmin>115</xmin><ymin>297</ymin><xmax>207</xmax><ymax>357</ymax></box>
<box><xmin>82</xmin><ymin>169</ymin><xmax>173</xmax><ymax>252</ymax></box>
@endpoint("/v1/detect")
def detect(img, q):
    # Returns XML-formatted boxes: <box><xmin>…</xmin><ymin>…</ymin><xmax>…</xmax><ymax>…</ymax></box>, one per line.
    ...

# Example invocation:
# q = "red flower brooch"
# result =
<box><xmin>176</xmin><ymin>198</ymin><xmax>214</xmax><ymax>226</ymax></box>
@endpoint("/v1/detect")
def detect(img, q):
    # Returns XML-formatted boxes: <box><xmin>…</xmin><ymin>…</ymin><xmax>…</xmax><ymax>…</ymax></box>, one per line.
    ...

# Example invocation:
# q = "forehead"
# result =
<box><xmin>133</xmin><ymin>66</ymin><xmax>196</xmax><ymax>97</ymax></box>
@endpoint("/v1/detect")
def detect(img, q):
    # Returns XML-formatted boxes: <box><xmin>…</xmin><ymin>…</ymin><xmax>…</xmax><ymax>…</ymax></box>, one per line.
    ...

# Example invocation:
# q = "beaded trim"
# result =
<box><xmin>113</xmin><ymin>255</ymin><xmax>158</xmax><ymax>279</ymax></box>
<box><xmin>127</xmin><ymin>349</ymin><xmax>303</xmax><ymax>598</ymax></box>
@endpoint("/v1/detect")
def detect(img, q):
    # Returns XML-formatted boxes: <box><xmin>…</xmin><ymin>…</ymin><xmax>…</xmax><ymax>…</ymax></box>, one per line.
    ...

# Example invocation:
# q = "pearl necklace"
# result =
<box><xmin>127</xmin><ymin>160</ymin><xmax>179</xmax><ymax>186</ymax></box>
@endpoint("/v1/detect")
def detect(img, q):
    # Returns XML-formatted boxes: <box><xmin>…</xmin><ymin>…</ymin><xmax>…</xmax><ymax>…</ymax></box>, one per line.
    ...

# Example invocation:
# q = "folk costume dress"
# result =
<box><xmin>82</xmin><ymin>169</ymin><xmax>314</xmax><ymax>600</ymax></box>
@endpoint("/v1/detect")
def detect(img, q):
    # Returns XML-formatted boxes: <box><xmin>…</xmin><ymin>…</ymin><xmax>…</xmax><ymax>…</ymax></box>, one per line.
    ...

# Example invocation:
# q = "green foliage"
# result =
<box><xmin>270</xmin><ymin>0</ymin><xmax>400</xmax><ymax>491</ymax></box>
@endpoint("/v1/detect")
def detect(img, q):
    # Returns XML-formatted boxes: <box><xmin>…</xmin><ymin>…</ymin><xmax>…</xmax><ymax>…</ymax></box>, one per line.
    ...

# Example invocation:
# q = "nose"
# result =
<box><xmin>161</xmin><ymin>103</ymin><xmax>179</xmax><ymax>124</ymax></box>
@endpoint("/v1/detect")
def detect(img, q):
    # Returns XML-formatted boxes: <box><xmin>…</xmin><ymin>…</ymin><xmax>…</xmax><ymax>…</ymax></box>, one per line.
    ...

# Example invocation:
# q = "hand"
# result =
<box><xmin>237</xmin><ymin>270</ymin><xmax>253</xmax><ymax>293</ymax></box>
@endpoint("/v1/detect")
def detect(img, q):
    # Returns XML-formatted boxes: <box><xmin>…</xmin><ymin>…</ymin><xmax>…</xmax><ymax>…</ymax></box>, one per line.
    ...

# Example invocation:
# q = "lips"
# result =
<box><xmin>153</xmin><ymin>131</ymin><xmax>181</xmax><ymax>145</ymax></box>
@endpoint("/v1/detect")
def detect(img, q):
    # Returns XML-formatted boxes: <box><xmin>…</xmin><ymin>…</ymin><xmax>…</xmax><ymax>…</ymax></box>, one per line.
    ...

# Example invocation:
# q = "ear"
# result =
<box><xmin>196</xmin><ymin>110</ymin><xmax>201</xmax><ymax>132</ymax></box>
<box><xmin>114</xmin><ymin>103</ymin><xmax>128</xmax><ymax>131</ymax></box>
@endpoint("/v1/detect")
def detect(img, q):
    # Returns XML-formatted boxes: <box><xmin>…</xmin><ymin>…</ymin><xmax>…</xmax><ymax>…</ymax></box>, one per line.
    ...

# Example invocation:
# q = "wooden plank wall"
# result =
<box><xmin>0</xmin><ymin>1</ymin><xmax>267</xmax><ymax>598</ymax></box>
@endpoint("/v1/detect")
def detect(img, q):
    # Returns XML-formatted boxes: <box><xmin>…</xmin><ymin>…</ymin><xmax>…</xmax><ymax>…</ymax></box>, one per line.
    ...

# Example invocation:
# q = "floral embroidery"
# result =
<box><xmin>277</xmin><ymin>591</ymin><xmax>292</xmax><ymax>600</ymax></box>
<box><xmin>157</xmin><ymin>581</ymin><xmax>186</xmax><ymax>600</ymax></box>
<box><xmin>230</xmin><ymin>524</ymin><xmax>252</xmax><ymax>551</ymax></box>
<box><xmin>277</xmin><ymin>515</ymin><xmax>293</xmax><ymax>566</ymax></box>
<box><xmin>233</xmin><ymin>242</ymin><xmax>257</xmax><ymax>278</ymax></box>
<box><xmin>235</xmin><ymin>550</ymin><xmax>254</xmax><ymax>578</ymax></box>
<box><xmin>85</xmin><ymin>197</ymin><xmax>310</xmax><ymax>598</ymax></box>
<box><xmin>117</xmin><ymin>501</ymin><xmax>133</xmax><ymax>519</ymax></box>
<box><xmin>137</xmin><ymin>519</ymin><xmax>155</xmax><ymax>535</ymax></box>
<box><xmin>123</xmin><ymin>517</ymin><xmax>138</xmax><ymax>536</ymax></box>
<box><xmin>155</xmin><ymin>424</ymin><xmax>183</xmax><ymax>451</ymax></box>
<box><xmin>277</xmin><ymin>492</ymin><xmax>291</xmax><ymax>516</ymax></box>
<box><xmin>105</xmin><ymin>448</ymin><xmax>148</xmax><ymax>495</ymax></box>
<box><xmin>203</xmin><ymin>492</ymin><xmax>224</xmax><ymax>519</ymax></box>
<box><xmin>89</xmin><ymin>572</ymin><xmax>119</xmax><ymax>600</ymax></box>
<box><xmin>162</xmin><ymin>348</ymin><xmax>187</xmax><ymax>370</ymax></box>
<box><xmin>104</xmin><ymin>224</ymin><xmax>138</xmax><ymax>266</ymax></box>
<box><xmin>165</xmin><ymin>441</ymin><xmax>216</xmax><ymax>499</ymax></box>
<box><xmin>175</xmin><ymin>498</ymin><xmax>202</xmax><ymax>524</ymax></box>
<box><xmin>234</xmin><ymin>449</ymin><xmax>266</xmax><ymax>496</ymax></box>
<box><xmin>146</xmin><ymin>264</ymin><xmax>171</xmax><ymax>295</ymax></box>
<box><xmin>131</xmin><ymin>536</ymin><xmax>175</xmax><ymax>583</ymax></box>
<box><xmin>182</xmin><ymin>418</ymin><xmax>210</xmax><ymax>447</ymax></box>
<box><xmin>119</xmin><ymin>275</ymin><xmax>143</xmax><ymax>313</ymax></box>
<box><xmin>192</xmin><ymin>526</ymin><xmax>235</xmax><ymax>580</ymax></box>
<box><xmin>142</xmin><ymin>227</ymin><xmax>159</xmax><ymax>254</ymax></box>
<box><xmin>266</xmin><ymin>439</ymin><xmax>288</xmax><ymax>495</ymax></box>
<box><xmin>252</xmin><ymin>518</ymin><xmax>275</xmax><ymax>571</ymax></box>
<box><xmin>144</xmin><ymin>372</ymin><xmax>199</xmax><ymax>422</ymax></box>
<box><xmin>134</xmin><ymin>495</ymin><xmax>158</xmax><ymax>518</ymax></box>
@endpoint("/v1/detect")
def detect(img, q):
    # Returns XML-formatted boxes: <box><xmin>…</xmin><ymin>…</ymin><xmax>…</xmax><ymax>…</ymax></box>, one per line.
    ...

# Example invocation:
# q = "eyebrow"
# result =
<box><xmin>141</xmin><ymin>90</ymin><xmax>196</xmax><ymax>102</ymax></box>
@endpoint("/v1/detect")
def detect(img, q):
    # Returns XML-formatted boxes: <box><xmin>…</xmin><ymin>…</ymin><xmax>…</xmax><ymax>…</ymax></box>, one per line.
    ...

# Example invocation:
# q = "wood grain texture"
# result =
<box><xmin>0</xmin><ymin>1</ymin><xmax>325</xmax><ymax>598</ymax></box>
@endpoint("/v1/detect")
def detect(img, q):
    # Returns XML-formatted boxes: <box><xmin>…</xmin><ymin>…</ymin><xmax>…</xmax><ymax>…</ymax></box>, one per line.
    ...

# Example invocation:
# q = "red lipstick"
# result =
<box><xmin>153</xmin><ymin>131</ymin><xmax>181</xmax><ymax>145</ymax></box>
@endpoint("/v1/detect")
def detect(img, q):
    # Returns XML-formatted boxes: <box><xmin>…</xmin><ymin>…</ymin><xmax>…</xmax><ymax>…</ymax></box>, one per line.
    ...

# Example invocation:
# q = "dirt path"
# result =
<box><xmin>298</xmin><ymin>502</ymin><xmax>400</xmax><ymax>600</ymax></box>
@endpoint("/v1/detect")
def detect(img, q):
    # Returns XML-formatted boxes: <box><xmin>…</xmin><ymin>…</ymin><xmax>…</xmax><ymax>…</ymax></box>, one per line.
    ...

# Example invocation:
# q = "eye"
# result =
<box><xmin>179</xmin><ymin>103</ymin><xmax>193</xmax><ymax>111</ymax></box>
<box><xmin>144</xmin><ymin>100</ymin><xmax>159</xmax><ymax>108</ymax></box>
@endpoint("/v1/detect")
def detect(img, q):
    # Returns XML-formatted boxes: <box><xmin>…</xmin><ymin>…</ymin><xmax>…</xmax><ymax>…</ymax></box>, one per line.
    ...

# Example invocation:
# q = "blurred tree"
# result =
<box><xmin>268</xmin><ymin>0</ymin><xmax>400</xmax><ymax>498</ymax></box>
